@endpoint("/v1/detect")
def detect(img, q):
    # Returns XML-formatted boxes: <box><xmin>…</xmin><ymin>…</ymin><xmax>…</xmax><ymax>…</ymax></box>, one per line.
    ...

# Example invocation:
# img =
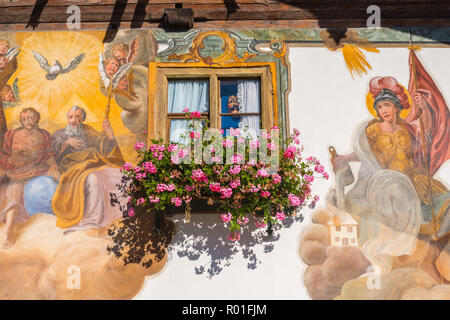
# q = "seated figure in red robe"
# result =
<box><xmin>0</xmin><ymin>107</ymin><xmax>59</xmax><ymax>249</ymax></box>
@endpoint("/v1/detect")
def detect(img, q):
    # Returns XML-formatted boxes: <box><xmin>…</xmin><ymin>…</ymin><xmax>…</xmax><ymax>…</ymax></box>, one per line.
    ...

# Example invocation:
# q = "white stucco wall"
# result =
<box><xmin>136</xmin><ymin>46</ymin><xmax>449</xmax><ymax>300</ymax></box>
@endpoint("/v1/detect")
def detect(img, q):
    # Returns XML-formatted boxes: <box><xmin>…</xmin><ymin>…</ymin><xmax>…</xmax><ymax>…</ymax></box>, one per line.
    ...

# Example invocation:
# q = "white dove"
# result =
<box><xmin>32</xmin><ymin>51</ymin><xmax>85</xmax><ymax>80</ymax></box>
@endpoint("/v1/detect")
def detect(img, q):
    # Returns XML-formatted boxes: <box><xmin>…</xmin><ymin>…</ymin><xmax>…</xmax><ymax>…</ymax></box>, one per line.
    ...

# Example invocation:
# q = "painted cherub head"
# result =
<box><xmin>0</xmin><ymin>39</ymin><xmax>10</xmax><ymax>55</ymax></box>
<box><xmin>110</xmin><ymin>43</ymin><xmax>129</xmax><ymax>66</ymax></box>
<box><xmin>1</xmin><ymin>84</ymin><xmax>15</xmax><ymax>102</ymax></box>
<box><xmin>104</xmin><ymin>56</ymin><xmax>120</xmax><ymax>78</ymax></box>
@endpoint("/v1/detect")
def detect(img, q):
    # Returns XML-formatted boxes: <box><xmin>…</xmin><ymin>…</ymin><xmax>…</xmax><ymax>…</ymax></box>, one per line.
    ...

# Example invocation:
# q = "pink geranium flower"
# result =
<box><xmin>135</xmin><ymin>172</ymin><xmax>146</xmax><ymax>180</ymax></box>
<box><xmin>260</xmin><ymin>190</ymin><xmax>271</xmax><ymax>198</ymax></box>
<box><xmin>134</xmin><ymin>142</ymin><xmax>145</xmax><ymax>151</ymax></box>
<box><xmin>231</xmin><ymin>154</ymin><xmax>244</xmax><ymax>164</ymax></box>
<box><xmin>267</xmin><ymin>143</ymin><xmax>278</xmax><ymax>151</ymax></box>
<box><xmin>165</xmin><ymin>184</ymin><xmax>176</xmax><ymax>191</ymax></box>
<box><xmin>284</xmin><ymin>146</ymin><xmax>296</xmax><ymax>159</ymax></box>
<box><xmin>171</xmin><ymin>155</ymin><xmax>180</xmax><ymax>164</ymax></box>
<box><xmin>212</xmin><ymin>156</ymin><xmax>222</xmax><ymax>163</ymax></box>
<box><xmin>171</xmin><ymin>197</ymin><xmax>183</xmax><ymax>207</ymax></box>
<box><xmin>128</xmin><ymin>207</ymin><xmax>135</xmax><ymax>218</ymax></box>
<box><xmin>221</xmin><ymin>212</ymin><xmax>232</xmax><ymax>223</ymax></box>
<box><xmin>178</xmin><ymin>148</ymin><xmax>189</xmax><ymax>159</ymax></box>
<box><xmin>149</xmin><ymin>196</ymin><xmax>160</xmax><ymax>203</ymax></box>
<box><xmin>192</xmin><ymin>169</ymin><xmax>208</xmax><ymax>182</ymax></box>
<box><xmin>121</xmin><ymin>162</ymin><xmax>133</xmax><ymax>171</ymax></box>
<box><xmin>249</xmin><ymin>139</ymin><xmax>260</xmax><ymax>149</ymax></box>
<box><xmin>254</xmin><ymin>220</ymin><xmax>267</xmax><ymax>228</ymax></box>
<box><xmin>168</xmin><ymin>144</ymin><xmax>179</xmax><ymax>153</ymax></box>
<box><xmin>220</xmin><ymin>187</ymin><xmax>233</xmax><ymax>199</ymax></box>
<box><xmin>230</xmin><ymin>128</ymin><xmax>240</xmax><ymax>137</ymax></box>
<box><xmin>229</xmin><ymin>165</ymin><xmax>241</xmax><ymax>175</ymax></box>
<box><xmin>237</xmin><ymin>217</ymin><xmax>249</xmax><ymax>225</ymax></box>
<box><xmin>257</xmin><ymin>168</ymin><xmax>269</xmax><ymax>177</ymax></box>
<box><xmin>272</xmin><ymin>173</ymin><xmax>282</xmax><ymax>184</ymax></box>
<box><xmin>133</xmin><ymin>166</ymin><xmax>142</xmax><ymax>173</ymax></box>
<box><xmin>223</xmin><ymin>139</ymin><xmax>233</xmax><ymax>148</ymax></box>
<box><xmin>189</xmin><ymin>111</ymin><xmax>202</xmax><ymax>119</ymax></box>
<box><xmin>156</xmin><ymin>183</ymin><xmax>166</xmax><ymax>193</ymax></box>
<box><xmin>227</xmin><ymin>232</ymin><xmax>241</xmax><ymax>242</ymax></box>
<box><xmin>249</xmin><ymin>184</ymin><xmax>261</xmax><ymax>193</ymax></box>
<box><xmin>288</xmin><ymin>193</ymin><xmax>304</xmax><ymax>207</ymax></box>
<box><xmin>210</xmin><ymin>182</ymin><xmax>222</xmax><ymax>192</ymax></box>
<box><xmin>315</xmin><ymin>165</ymin><xmax>325</xmax><ymax>174</ymax></box>
<box><xmin>229</xmin><ymin>179</ymin><xmax>241</xmax><ymax>189</ymax></box>
<box><xmin>190</xmin><ymin>131</ymin><xmax>201</xmax><ymax>140</ymax></box>
<box><xmin>276</xmin><ymin>212</ymin><xmax>285</xmax><ymax>221</ymax></box>
<box><xmin>143</xmin><ymin>161</ymin><xmax>157</xmax><ymax>174</ymax></box>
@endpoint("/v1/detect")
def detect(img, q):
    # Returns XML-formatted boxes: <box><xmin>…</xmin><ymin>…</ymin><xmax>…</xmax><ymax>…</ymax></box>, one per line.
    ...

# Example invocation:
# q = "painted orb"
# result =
<box><xmin>24</xmin><ymin>176</ymin><xmax>58</xmax><ymax>215</ymax></box>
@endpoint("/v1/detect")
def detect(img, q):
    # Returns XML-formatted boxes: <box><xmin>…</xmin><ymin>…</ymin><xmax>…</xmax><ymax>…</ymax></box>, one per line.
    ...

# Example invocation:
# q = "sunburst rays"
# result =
<box><xmin>6</xmin><ymin>31</ymin><xmax>129</xmax><ymax>136</ymax></box>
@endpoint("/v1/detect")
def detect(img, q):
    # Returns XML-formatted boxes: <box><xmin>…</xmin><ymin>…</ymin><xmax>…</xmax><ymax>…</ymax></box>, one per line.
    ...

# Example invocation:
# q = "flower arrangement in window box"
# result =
<box><xmin>108</xmin><ymin>110</ymin><xmax>327</xmax><ymax>266</ymax></box>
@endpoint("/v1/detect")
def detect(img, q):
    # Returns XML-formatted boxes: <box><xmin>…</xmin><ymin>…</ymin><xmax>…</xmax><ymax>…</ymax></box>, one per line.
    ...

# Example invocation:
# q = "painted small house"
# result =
<box><xmin>327</xmin><ymin>211</ymin><xmax>359</xmax><ymax>247</ymax></box>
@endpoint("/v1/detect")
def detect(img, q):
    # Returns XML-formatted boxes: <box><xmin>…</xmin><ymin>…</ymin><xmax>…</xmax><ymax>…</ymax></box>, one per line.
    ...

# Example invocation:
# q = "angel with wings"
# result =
<box><xmin>32</xmin><ymin>51</ymin><xmax>85</xmax><ymax>80</ymax></box>
<box><xmin>1</xmin><ymin>78</ymin><xmax>20</xmax><ymax>108</ymax></box>
<box><xmin>109</xmin><ymin>37</ymin><xmax>139</xmax><ymax>66</ymax></box>
<box><xmin>98</xmin><ymin>52</ymin><xmax>137</xmax><ymax>102</ymax></box>
<box><xmin>0</xmin><ymin>40</ymin><xmax>20</xmax><ymax>72</ymax></box>
<box><xmin>0</xmin><ymin>39</ymin><xmax>20</xmax><ymax>61</ymax></box>
<box><xmin>97</xmin><ymin>33</ymin><xmax>149</xmax><ymax>134</ymax></box>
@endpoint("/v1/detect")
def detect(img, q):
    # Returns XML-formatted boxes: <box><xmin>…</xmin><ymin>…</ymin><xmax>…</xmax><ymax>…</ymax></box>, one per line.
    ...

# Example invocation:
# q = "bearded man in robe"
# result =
<box><xmin>51</xmin><ymin>106</ymin><xmax>125</xmax><ymax>232</ymax></box>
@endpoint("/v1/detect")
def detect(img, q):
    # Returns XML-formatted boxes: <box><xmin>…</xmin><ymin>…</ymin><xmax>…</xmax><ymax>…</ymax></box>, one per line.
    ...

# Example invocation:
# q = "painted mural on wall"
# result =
<box><xmin>0</xmin><ymin>28</ymin><xmax>293</xmax><ymax>299</ymax></box>
<box><xmin>299</xmin><ymin>45</ymin><xmax>450</xmax><ymax>299</ymax></box>
<box><xmin>0</xmin><ymin>29</ymin><xmax>168</xmax><ymax>299</ymax></box>
<box><xmin>0</xmin><ymin>26</ymin><xmax>448</xmax><ymax>300</ymax></box>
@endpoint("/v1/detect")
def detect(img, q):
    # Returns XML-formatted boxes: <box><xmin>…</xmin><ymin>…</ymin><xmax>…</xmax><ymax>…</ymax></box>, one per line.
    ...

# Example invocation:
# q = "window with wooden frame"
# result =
<box><xmin>151</xmin><ymin>66</ymin><xmax>276</xmax><ymax>142</ymax></box>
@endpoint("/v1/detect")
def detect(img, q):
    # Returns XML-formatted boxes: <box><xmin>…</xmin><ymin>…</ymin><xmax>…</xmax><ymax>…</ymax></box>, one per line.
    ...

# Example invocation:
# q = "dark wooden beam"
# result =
<box><xmin>0</xmin><ymin>0</ymin><xmax>448</xmax><ymax>30</ymax></box>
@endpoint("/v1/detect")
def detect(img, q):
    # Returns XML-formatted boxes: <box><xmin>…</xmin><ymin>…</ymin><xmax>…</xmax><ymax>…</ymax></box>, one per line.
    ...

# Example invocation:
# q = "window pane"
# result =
<box><xmin>169</xmin><ymin>119</ymin><xmax>205</xmax><ymax>144</ymax></box>
<box><xmin>220</xmin><ymin>79</ymin><xmax>260</xmax><ymax>135</ymax></box>
<box><xmin>169</xmin><ymin>119</ymin><xmax>190</xmax><ymax>144</ymax></box>
<box><xmin>222</xmin><ymin>115</ymin><xmax>261</xmax><ymax>138</ymax></box>
<box><xmin>168</xmin><ymin>80</ymin><xmax>209</xmax><ymax>113</ymax></box>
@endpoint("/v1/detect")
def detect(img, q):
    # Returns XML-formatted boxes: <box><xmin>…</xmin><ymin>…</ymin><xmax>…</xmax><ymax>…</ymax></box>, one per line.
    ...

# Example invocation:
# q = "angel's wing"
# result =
<box><xmin>98</xmin><ymin>53</ymin><xmax>110</xmax><ymax>88</ymax></box>
<box><xmin>112</xmin><ymin>62</ymin><xmax>132</xmax><ymax>88</ymax></box>
<box><xmin>5</xmin><ymin>47</ymin><xmax>21</xmax><ymax>61</ymax></box>
<box><xmin>61</xmin><ymin>53</ymin><xmax>85</xmax><ymax>74</ymax></box>
<box><xmin>32</xmin><ymin>51</ymin><xmax>51</xmax><ymax>72</ymax></box>
<box><xmin>126</xmin><ymin>37</ymin><xmax>139</xmax><ymax>63</ymax></box>
<box><xmin>12</xmin><ymin>78</ymin><xmax>19</xmax><ymax>101</ymax></box>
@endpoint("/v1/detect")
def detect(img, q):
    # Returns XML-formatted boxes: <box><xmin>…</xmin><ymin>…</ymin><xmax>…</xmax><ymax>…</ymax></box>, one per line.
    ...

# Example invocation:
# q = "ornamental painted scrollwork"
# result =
<box><xmin>167</xmin><ymin>30</ymin><xmax>257</xmax><ymax>65</ymax></box>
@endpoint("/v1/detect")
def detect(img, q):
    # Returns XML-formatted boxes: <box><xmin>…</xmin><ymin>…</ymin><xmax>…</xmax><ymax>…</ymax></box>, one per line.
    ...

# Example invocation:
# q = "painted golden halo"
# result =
<box><xmin>366</xmin><ymin>84</ymin><xmax>412</xmax><ymax>119</ymax></box>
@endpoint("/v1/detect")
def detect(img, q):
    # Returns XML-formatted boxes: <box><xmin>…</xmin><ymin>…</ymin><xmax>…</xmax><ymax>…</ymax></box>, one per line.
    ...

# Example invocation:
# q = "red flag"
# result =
<box><xmin>407</xmin><ymin>50</ymin><xmax>450</xmax><ymax>176</ymax></box>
